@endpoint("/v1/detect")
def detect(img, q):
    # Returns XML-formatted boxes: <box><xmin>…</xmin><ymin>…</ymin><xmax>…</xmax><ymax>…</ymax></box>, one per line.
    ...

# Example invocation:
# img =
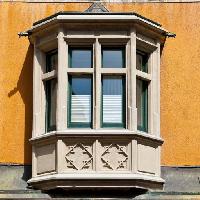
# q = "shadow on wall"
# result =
<box><xmin>8</xmin><ymin>44</ymin><xmax>33</xmax><ymax>182</ymax></box>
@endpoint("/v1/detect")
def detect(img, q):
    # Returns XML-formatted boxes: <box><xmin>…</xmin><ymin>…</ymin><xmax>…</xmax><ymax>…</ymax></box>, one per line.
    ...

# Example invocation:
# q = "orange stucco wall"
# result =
<box><xmin>0</xmin><ymin>2</ymin><xmax>199</xmax><ymax>166</ymax></box>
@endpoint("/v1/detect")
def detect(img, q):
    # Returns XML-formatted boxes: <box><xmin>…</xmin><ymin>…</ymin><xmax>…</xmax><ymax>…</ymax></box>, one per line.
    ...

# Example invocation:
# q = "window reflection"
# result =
<box><xmin>102</xmin><ymin>47</ymin><xmax>125</xmax><ymax>68</ymax></box>
<box><xmin>69</xmin><ymin>76</ymin><xmax>92</xmax><ymax>127</ymax></box>
<box><xmin>69</xmin><ymin>48</ymin><xmax>92</xmax><ymax>68</ymax></box>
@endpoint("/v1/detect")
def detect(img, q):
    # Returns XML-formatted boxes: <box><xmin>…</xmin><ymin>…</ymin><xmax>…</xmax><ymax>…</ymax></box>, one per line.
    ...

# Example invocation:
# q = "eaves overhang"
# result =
<box><xmin>20</xmin><ymin>11</ymin><xmax>175</xmax><ymax>39</ymax></box>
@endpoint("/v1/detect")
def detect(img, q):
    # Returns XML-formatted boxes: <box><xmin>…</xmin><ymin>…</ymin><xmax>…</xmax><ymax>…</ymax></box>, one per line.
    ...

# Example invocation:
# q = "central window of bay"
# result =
<box><xmin>44</xmin><ymin>41</ymin><xmax>151</xmax><ymax>133</ymax></box>
<box><xmin>67</xmin><ymin>45</ymin><xmax>126</xmax><ymax>129</ymax></box>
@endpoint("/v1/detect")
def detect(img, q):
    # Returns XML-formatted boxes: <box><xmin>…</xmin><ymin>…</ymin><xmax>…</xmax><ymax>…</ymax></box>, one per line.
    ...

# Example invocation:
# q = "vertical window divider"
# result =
<box><xmin>92</xmin><ymin>42</ymin><xmax>96</xmax><ymax>129</ymax></box>
<box><xmin>95</xmin><ymin>38</ymin><xmax>101</xmax><ymax>129</ymax></box>
<box><xmin>57</xmin><ymin>28</ymin><xmax>68</xmax><ymax>131</ymax></box>
<box><xmin>40</xmin><ymin>51</ymin><xmax>46</xmax><ymax>135</ymax></box>
<box><xmin>33</xmin><ymin>45</ymin><xmax>44</xmax><ymax>137</ymax></box>
<box><xmin>130</xmin><ymin>28</ymin><xmax>137</xmax><ymax>132</ymax></box>
<box><xmin>151</xmin><ymin>42</ymin><xmax>161</xmax><ymax>137</ymax></box>
<box><xmin>126</xmin><ymin>40</ymin><xmax>131</xmax><ymax>130</ymax></box>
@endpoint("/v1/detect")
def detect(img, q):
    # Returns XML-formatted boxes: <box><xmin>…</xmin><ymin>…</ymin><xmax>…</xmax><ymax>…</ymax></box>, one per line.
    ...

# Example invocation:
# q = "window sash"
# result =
<box><xmin>68</xmin><ymin>75</ymin><xmax>93</xmax><ymax>128</ymax></box>
<box><xmin>101</xmin><ymin>75</ymin><xmax>126</xmax><ymax>128</ymax></box>
<box><xmin>45</xmin><ymin>79</ymin><xmax>57</xmax><ymax>132</ymax></box>
<box><xmin>136</xmin><ymin>50</ymin><xmax>148</xmax><ymax>73</ymax></box>
<box><xmin>101</xmin><ymin>47</ymin><xmax>125</xmax><ymax>68</ymax></box>
<box><xmin>46</xmin><ymin>50</ymin><xmax>58</xmax><ymax>72</ymax></box>
<box><xmin>69</xmin><ymin>47</ymin><xmax>93</xmax><ymax>68</ymax></box>
<box><xmin>137</xmin><ymin>79</ymin><xmax>148</xmax><ymax>132</ymax></box>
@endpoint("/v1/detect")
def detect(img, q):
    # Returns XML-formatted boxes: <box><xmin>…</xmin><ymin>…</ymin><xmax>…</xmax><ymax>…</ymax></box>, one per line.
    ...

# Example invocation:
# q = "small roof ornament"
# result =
<box><xmin>84</xmin><ymin>2</ymin><xmax>109</xmax><ymax>13</ymax></box>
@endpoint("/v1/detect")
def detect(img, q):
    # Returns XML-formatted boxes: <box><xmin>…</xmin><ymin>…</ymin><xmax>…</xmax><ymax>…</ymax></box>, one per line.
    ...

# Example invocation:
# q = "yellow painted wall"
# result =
<box><xmin>0</xmin><ymin>2</ymin><xmax>199</xmax><ymax>166</ymax></box>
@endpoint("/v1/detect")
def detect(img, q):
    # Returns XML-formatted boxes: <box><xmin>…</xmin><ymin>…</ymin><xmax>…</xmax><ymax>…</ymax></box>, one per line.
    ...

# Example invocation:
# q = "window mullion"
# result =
<box><xmin>33</xmin><ymin>45</ymin><xmax>44</xmax><ymax>137</ymax></box>
<box><xmin>130</xmin><ymin>28</ymin><xmax>137</xmax><ymax>131</ymax></box>
<box><xmin>94</xmin><ymin>38</ymin><xmax>101</xmax><ymax>129</ymax></box>
<box><xmin>151</xmin><ymin>42</ymin><xmax>160</xmax><ymax>137</ymax></box>
<box><xmin>57</xmin><ymin>28</ymin><xmax>68</xmax><ymax>131</ymax></box>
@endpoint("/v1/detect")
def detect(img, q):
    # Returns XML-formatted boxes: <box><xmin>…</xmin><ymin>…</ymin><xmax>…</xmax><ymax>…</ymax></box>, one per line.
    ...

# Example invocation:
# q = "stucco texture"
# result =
<box><xmin>0</xmin><ymin>2</ymin><xmax>199</xmax><ymax>166</ymax></box>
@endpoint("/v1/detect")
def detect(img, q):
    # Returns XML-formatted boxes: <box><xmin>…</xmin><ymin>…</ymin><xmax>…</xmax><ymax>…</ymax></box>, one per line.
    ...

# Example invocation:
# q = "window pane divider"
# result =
<box><xmin>67</xmin><ymin>68</ymin><xmax>94</xmax><ymax>74</ymax></box>
<box><xmin>42</xmin><ymin>70</ymin><xmax>57</xmax><ymax>81</ymax></box>
<box><xmin>136</xmin><ymin>70</ymin><xmax>151</xmax><ymax>81</ymax></box>
<box><xmin>101</xmin><ymin>68</ymin><xmax>127</xmax><ymax>74</ymax></box>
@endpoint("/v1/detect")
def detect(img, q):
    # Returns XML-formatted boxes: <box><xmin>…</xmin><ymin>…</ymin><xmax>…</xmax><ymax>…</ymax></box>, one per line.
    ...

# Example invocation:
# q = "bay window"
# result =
<box><xmin>25</xmin><ymin>9</ymin><xmax>173</xmax><ymax>192</ymax></box>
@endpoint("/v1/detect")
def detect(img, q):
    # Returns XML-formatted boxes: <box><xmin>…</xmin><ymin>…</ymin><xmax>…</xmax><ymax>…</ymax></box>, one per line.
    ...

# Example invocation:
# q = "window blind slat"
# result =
<box><xmin>103</xmin><ymin>95</ymin><xmax>122</xmax><ymax>123</ymax></box>
<box><xmin>71</xmin><ymin>95</ymin><xmax>91</xmax><ymax>123</ymax></box>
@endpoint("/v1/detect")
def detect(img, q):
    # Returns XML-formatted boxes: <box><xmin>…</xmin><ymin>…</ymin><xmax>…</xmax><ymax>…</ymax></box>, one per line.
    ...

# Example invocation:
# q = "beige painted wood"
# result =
<box><xmin>42</xmin><ymin>70</ymin><xmax>57</xmax><ymax>80</ymax></box>
<box><xmin>100</xmin><ymin>68</ymin><xmax>127</xmax><ymax>74</ymax></box>
<box><xmin>33</xmin><ymin>43</ymin><xmax>43</xmax><ymax>137</ymax></box>
<box><xmin>57</xmin><ymin>27</ymin><xmax>67</xmax><ymax>130</ymax></box>
<box><xmin>137</xmin><ymin>143</ymin><xmax>157</xmax><ymax>174</ymax></box>
<box><xmin>131</xmin><ymin>140</ymin><xmax>138</xmax><ymax>173</ymax></box>
<box><xmin>95</xmin><ymin>38</ymin><xmax>101</xmax><ymax>129</ymax></box>
<box><xmin>36</xmin><ymin>143</ymin><xmax>56</xmax><ymax>174</ymax></box>
<box><xmin>56</xmin><ymin>139</ymin><xmax>66</xmax><ymax>173</ymax></box>
<box><xmin>67</xmin><ymin>68</ymin><xmax>93</xmax><ymax>74</ymax></box>
<box><xmin>136</xmin><ymin>70</ymin><xmax>152</xmax><ymax>81</ymax></box>
<box><xmin>127</xmin><ymin>40</ymin><xmax>131</xmax><ymax>130</ymax></box>
<box><xmin>130</xmin><ymin>28</ymin><xmax>137</xmax><ymax>131</ymax></box>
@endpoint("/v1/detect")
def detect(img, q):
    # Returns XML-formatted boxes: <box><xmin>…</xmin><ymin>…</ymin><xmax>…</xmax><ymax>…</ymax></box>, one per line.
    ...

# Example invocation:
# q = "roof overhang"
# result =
<box><xmin>19</xmin><ymin>11</ymin><xmax>175</xmax><ymax>44</ymax></box>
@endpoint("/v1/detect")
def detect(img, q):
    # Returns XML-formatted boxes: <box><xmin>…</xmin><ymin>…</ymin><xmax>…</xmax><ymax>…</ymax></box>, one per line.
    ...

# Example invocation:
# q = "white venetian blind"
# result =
<box><xmin>102</xmin><ymin>76</ymin><xmax>124</xmax><ymax>125</ymax></box>
<box><xmin>71</xmin><ymin>95</ymin><xmax>91</xmax><ymax>123</ymax></box>
<box><xmin>103</xmin><ymin>95</ymin><xmax>122</xmax><ymax>123</ymax></box>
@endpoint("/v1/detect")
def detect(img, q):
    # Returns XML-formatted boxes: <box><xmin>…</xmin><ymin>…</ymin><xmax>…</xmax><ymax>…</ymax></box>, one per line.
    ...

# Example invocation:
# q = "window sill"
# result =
<box><xmin>30</xmin><ymin>129</ymin><xmax>163</xmax><ymax>145</ymax></box>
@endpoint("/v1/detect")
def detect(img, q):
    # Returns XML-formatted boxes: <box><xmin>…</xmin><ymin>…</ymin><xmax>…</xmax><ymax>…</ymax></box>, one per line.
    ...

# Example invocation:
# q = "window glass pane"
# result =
<box><xmin>69</xmin><ymin>48</ymin><xmax>92</xmax><ymax>68</ymax></box>
<box><xmin>102</xmin><ymin>76</ymin><xmax>125</xmax><ymax>127</ymax></box>
<box><xmin>102</xmin><ymin>47</ymin><xmax>125</xmax><ymax>68</ymax></box>
<box><xmin>136</xmin><ymin>51</ymin><xmax>148</xmax><ymax>73</ymax></box>
<box><xmin>46</xmin><ymin>51</ymin><xmax>58</xmax><ymax>72</ymax></box>
<box><xmin>45</xmin><ymin>79</ymin><xmax>57</xmax><ymax>132</ymax></box>
<box><xmin>136</xmin><ymin>79</ymin><xmax>148</xmax><ymax>132</ymax></box>
<box><xmin>69</xmin><ymin>76</ymin><xmax>92</xmax><ymax>127</ymax></box>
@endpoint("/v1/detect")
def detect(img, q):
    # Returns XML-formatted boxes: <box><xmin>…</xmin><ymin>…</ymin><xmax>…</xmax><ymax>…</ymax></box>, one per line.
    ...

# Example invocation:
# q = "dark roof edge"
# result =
<box><xmin>32</xmin><ymin>11</ymin><xmax>161</xmax><ymax>27</ymax></box>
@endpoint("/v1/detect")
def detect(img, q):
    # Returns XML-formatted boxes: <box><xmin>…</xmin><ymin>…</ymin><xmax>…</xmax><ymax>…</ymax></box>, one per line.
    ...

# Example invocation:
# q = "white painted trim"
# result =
<box><xmin>101</xmin><ymin>68</ymin><xmax>127</xmax><ymax>74</ymax></box>
<box><xmin>130</xmin><ymin>28</ymin><xmax>137</xmax><ymax>131</ymax></box>
<box><xmin>57</xmin><ymin>28</ymin><xmax>68</xmax><ymax>130</ymax></box>
<box><xmin>67</xmin><ymin>68</ymin><xmax>94</xmax><ymax>74</ymax></box>
<box><xmin>29</xmin><ymin>130</ymin><xmax>164</xmax><ymax>144</ymax></box>
<box><xmin>42</xmin><ymin>70</ymin><xmax>57</xmax><ymax>80</ymax></box>
<box><xmin>28</xmin><ymin>173</ymin><xmax>164</xmax><ymax>183</ymax></box>
<box><xmin>136</xmin><ymin>70</ymin><xmax>152</xmax><ymax>81</ymax></box>
<box><xmin>27</xmin><ymin>14</ymin><xmax>168</xmax><ymax>36</ymax></box>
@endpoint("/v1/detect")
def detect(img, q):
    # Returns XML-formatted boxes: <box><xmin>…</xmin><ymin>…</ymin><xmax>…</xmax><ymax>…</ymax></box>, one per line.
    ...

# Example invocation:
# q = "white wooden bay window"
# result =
<box><xmin>23</xmin><ymin>6</ymin><xmax>174</xmax><ymax>192</ymax></box>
